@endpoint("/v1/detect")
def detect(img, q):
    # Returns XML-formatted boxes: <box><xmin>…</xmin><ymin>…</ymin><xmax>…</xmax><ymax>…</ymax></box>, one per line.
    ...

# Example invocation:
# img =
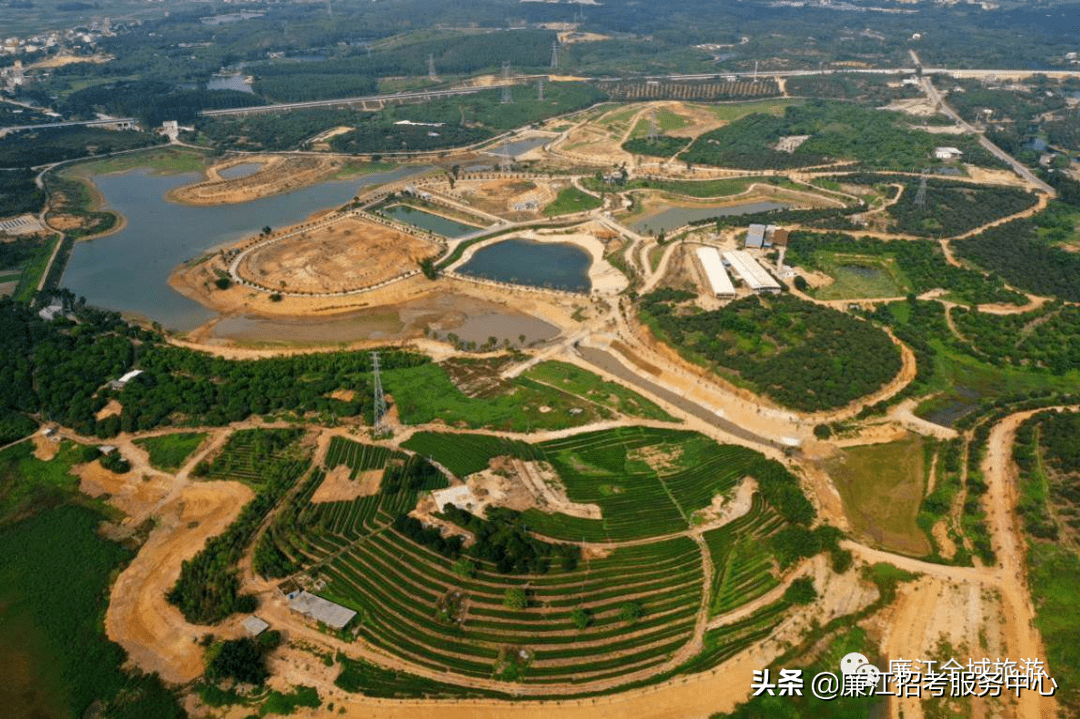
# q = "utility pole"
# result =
<box><xmin>371</xmin><ymin>351</ymin><xmax>388</xmax><ymax>435</ymax></box>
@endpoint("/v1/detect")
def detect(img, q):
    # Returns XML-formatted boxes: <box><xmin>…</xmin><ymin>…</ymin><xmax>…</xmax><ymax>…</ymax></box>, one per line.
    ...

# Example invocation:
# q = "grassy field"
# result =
<box><xmin>11</xmin><ymin>236</ymin><xmax>58</xmax><ymax>303</ymax></box>
<box><xmin>823</xmin><ymin>436</ymin><xmax>931</xmax><ymax>556</ymax></box>
<box><xmin>809</xmin><ymin>252</ymin><xmax>911</xmax><ymax>300</ymax></box>
<box><xmin>629</xmin><ymin>108</ymin><xmax>693</xmax><ymax>138</ymax></box>
<box><xmin>543</xmin><ymin>186</ymin><xmax>604</xmax><ymax>217</ymax></box>
<box><xmin>134</xmin><ymin>432</ymin><xmax>207</xmax><ymax>472</ymax></box>
<box><xmin>0</xmin><ymin>441</ymin><xmax>84</xmax><ymax>525</ymax></box>
<box><xmin>384</xmin><ymin>363</ymin><xmax>616</xmax><ymax>432</ymax></box>
<box><xmin>523</xmin><ymin>361</ymin><xmax>677</xmax><ymax>422</ymax></box>
<box><xmin>66</xmin><ymin>146</ymin><xmax>208</xmax><ymax>177</ymax></box>
<box><xmin>702</xmin><ymin>98</ymin><xmax>802</xmax><ymax>124</ymax></box>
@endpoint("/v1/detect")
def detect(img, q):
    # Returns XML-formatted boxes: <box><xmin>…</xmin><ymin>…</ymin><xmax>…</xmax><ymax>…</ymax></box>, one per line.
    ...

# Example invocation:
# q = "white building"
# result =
<box><xmin>934</xmin><ymin>147</ymin><xmax>964</xmax><ymax>161</ymax></box>
<box><xmin>722</xmin><ymin>250</ymin><xmax>782</xmax><ymax>294</ymax></box>
<box><xmin>695</xmin><ymin>247</ymin><xmax>736</xmax><ymax>298</ymax></box>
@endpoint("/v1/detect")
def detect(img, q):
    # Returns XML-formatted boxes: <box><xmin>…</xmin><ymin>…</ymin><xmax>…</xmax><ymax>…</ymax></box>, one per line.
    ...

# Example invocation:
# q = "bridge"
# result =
<box><xmin>198</xmin><ymin>83</ymin><xmax>517</xmax><ymax>118</ymax></box>
<box><xmin>0</xmin><ymin>117</ymin><xmax>138</xmax><ymax>138</ymax></box>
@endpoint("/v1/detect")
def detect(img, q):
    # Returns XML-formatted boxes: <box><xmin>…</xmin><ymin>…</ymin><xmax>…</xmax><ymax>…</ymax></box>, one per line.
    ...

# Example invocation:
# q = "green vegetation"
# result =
<box><xmin>0</xmin><ymin>235</ymin><xmax>59</xmax><ymax>303</ymax></box>
<box><xmin>824</xmin><ymin>437</ymin><xmax>931</xmax><ymax>556</ymax></box>
<box><xmin>384</xmin><ymin>360</ymin><xmax>620</xmax><ymax>432</ymax></box>
<box><xmin>884</xmin><ymin>180</ymin><xmax>1037</xmax><ymax>237</ymax></box>
<box><xmin>258</xmin><ymin>685</ymin><xmax>320</xmax><ymax>716</ymax></box>
<box><xmin>703</xmin><ymin>494</ymin><xmax>787</xmax><ymax>615</ymax></box>
<box><xmin>786</xmin><ymin>232</ymin><xmax>1025</xmax><ymax>305</ymax></box>
<box><xmin>1012</xmin><ymin>410</ymin><xmax>1080</xmax><ymax>714</ymax></box>
<box><xmin>957</xmin><ymin>218</ymin><xmax>1080</xmax><ymax>302</ymax></box>
<box><xmin>0</xmin><ymin>168</ymin><xmax>46</xmax><ymax>216</ymax></box>
<box><xmin>0</xmin><ymin>126</ymin><xmax>164</xmax><ymax>168</ymax></box>
<box><xmin>583</xmin><ymin>175</ymin><xmax>758</xmax><ymax>199</ymax></box>
<box><xmin>951</xmin><ymin>303</ymin><xmax>1080</xmax><ymax>374</ymax></box>
<box><xmin>334</xmin><ymin>655</ymin><xmax>512</xmax><ymax>699</ymax></box>
<box><xmin>543</xmin><ymin>186</ymin><xmax>604</xmax><ymax>217</ymax></box>
<box><xmin>0</xmin><ymin>462</ymin><xmax>184</xmax><ymax>719</ymax></box>
<box><xmin>250</xmin><ymin>425</ymin><xmax>822</xmax><ymax>688</ymax></box>
<box><xmin>712</xmin><ymin>627</ymin><xmax>884</xmax><ymax>718</ymax></box>
<box><xmin>682</xmin><ymin>100</ymin><xmax>949</xmax><ymax>171</ymax></box>
<box><xmin>523</xmin><ymin>360</ymin><xmax>677</xmax><ymax>422</ymax></box>
<box><xmin>69</xmin><ymin>146</ymin><xmax>208</xmax><ymax>176</ymax></box>
<box><xmin>168</xmin><ymin>435</ymin><xmax>311</xmax><ymax>623</ymax></box>
<box><xmin>134</xmin><ymin>431</ymin><xmax>206</xmax><ymax>472</ymax></box>
<box><xmin>641</xmin><ymin>290</ymin><xmax>902</xmax><ymax>412</ymax></box>
<box><xmin>203</xmin><ymin>428</ymin><xmax>306</xmax><ymax>484</ymax></box>
<box><xmin>622</xmin><ymin>135</ymin><xmax>692</xmax><ymax>157</ymax></box>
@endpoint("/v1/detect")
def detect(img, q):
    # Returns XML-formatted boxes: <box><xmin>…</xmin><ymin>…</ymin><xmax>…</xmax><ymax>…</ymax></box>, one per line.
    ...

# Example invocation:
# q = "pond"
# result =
<box><xmin>485</xmin><ymin>137</ymin><xmax>549</xmax><ymax>158</ymax></box>
<box><xmin>62</xmin><ymin>165</ymin><xmax>428</xmax><ymax>331</ymax></box>
<box><xmin>381</xmin><ymin>204</ymin><xmax>484</xmax><ymax>238</ymax></box>
<box><xmin>458</xmin><ymin>239</ymin><xmax>592</xmax><ymax>293</ymax></box>
<box><xmin>631</xmin><ymin>201</ymin><xmax>790</xmax><ymax>234</ymax></box>
<box><xmin>206</xmin><ymin>75</ymin><xmax>254</xmax><ymax>94</ymax></box>
<box><xmin>217</xmin><ymin>162</ymin><xmax>264</xmax><ymax>179</ymax></box>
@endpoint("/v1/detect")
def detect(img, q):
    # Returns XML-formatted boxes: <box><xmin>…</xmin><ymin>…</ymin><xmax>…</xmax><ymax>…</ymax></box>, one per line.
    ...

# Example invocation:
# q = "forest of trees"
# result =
<box><xmin>440</xmin><ymin>504</ymin><xmax>581</xmax><ymax>574</ymax></box>
<box><xmin>0</xmin><ymin>126</ymin><xmax>164</xmax><ymax>168</ymax></box>
<box><xmin>63</xmin><ymin>79</ymin><xmax>265</xmax><ymax>126</ymax></box>
<box><xmin>0</xmin><ymin>297</ymin><xmax>427</xmax><ymax>441</ymax></box>
<box><xmin>640</xmin><ymin>290</ymin><xmax>902</xmax><ymax>411</ymax></box>
<box><xmin>0</xmin><ymin>169</ymin><xmax>45</xmax><ymax>215</ymax></box>
<box><xmin>785</xmin><ymin>232</ymin><xmax>1026</xmax><ymax>305</ymax></box>
<box><xmin>952</xmin><ymin>303</ymin><xmax>1080</xmax><ymax>374</ymax></box>
<box><xmin>956</xmin><ymin>218</ymin><xmax>1080</xmax><ymax>302</ymax></box>
<box><xmin>681</xmin><ymin>100</ymin><xmax>968</xmax><ymax>172</ymax></box>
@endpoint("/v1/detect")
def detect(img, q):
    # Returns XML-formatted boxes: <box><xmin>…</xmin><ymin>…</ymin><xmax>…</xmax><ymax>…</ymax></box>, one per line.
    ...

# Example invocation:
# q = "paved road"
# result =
<box><xmin>920</xmin><ymin>75</ymin><xmax>1055</xmax><ymax>195</ymax></box>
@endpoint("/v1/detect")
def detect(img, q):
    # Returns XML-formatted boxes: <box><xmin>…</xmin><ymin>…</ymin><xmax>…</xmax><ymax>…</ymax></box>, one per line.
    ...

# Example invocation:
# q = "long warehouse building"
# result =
<box><xmin>722</xmin><ymin>250</ymin><xmax>782</xmax><ymax>293</ymax></box>
<box><xmin>695</xmin><ymin>246</ymin><xmax>736</xmax><ymax>298</ymax></box>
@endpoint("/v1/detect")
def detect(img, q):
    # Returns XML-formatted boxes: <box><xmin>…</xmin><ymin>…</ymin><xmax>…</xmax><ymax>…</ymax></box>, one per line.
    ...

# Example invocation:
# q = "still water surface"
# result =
<box><xmin>458</xmin><ymin>239</ymin><xmax>592</xmax><ymax>293</ymax></box>
<box><xmin>631</xmin><ymin>201</ymin><xmax>789</xmax><ymax>234</ymax></box>
<box><xmin>63</xmin><ymin>165</ymin><xmax>426</xmax><ymax>331</ymax></box>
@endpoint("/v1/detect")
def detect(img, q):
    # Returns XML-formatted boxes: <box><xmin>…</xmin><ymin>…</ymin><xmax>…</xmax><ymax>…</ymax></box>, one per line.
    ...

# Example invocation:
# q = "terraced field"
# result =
<box><xmin>255</xmin><ymin>428</ymin><xmax>803</xmax><ymax>692</ymax></box>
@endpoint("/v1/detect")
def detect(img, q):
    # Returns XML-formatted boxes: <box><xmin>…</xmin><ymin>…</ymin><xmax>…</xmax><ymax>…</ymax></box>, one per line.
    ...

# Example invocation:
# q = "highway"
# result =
<box><xmin>6</xmin><ymin>65</ymin><xmax>1080</xmax><ymax>134</ymax></box>
<box><xmin>919</xmin><ymin>74</ymin><xmax>1056</xmax><ymax>195</ymax></box>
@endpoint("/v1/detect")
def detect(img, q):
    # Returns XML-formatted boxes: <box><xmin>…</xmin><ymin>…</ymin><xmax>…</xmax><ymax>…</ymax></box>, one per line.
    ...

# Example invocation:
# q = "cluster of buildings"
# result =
<box><xmin>2</xmin><ymin>18</ymin><xmax>115</xmax><ymax>58</ymax></box>
<box><xmin>695</xmin><ymin>246</ymin><xmax>782</xmax><ymax>297</ymax></box>
<box><xmin>744</xmin><ymin>223</ymin><xmax>789</xmax><ymax>250</ymax></box>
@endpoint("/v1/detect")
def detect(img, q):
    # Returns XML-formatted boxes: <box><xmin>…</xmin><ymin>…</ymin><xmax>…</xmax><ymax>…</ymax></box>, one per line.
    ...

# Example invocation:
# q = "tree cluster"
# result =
<box><xmin>640</xmin><ymin>292</ymin><xmax>902</xmax><ymax>412</ymax></box>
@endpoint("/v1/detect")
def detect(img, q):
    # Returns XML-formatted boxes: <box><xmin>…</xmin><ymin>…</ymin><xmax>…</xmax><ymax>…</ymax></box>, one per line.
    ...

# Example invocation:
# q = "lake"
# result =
<box><xmin>458</xmin><ymin>239</ymin><xmax>592</xmax><ymax>292</ymax></box>
<box><xmin>381</xmin><ymin>204</ymin><xmax>484</xmax><ymax>238</ymax></box>
<box><xmin>63</xmin><ymin>165</ymin><xmax>427</xmax><ymax>331</ymax></box>
<box><xmin>632</xmin><ymin>201</ymin><xmax>790</xmax><ymax>234</ymax></box>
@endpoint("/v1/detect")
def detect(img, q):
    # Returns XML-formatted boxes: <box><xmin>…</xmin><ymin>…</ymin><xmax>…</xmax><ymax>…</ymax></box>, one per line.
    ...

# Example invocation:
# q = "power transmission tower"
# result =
<box><xmin>428</xmin><ymin>53</ymin><xmax>437</xmax><ymax>81</ymax></box>
<box><xmin>646</xmin><ymin>110</ymin><xmax>659</xmax><ymax>142</ymax></box>
<box><xmin>501</xmin><ymin>61</ymin><xmax>513</xmax><ymax>104</ymax></box>
<box><xmin>371</xmin><ymin>351</ymin><xmax>388</xmax><ymax>435</ymax></box>
<box><xmin>915</xmin><ymin>173</ymin><xmax>927</xmax><ymax>209</ymax></box>
<box><xmin>537</xmin><ymin>76</ymin><xmax>545</xmax><ymax>101</ymax></box>
<box><xmin>327</xmin><ymin>0</ymin><xmax>332</xmax><ymax>18</ymax></box>
<box><xmin>551</xmin><ymin>40</ymin><xmax>559</xmax><ymax>69</ymax></box>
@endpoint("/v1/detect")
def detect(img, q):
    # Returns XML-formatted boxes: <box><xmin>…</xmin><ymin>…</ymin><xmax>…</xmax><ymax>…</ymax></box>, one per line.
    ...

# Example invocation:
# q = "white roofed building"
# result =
<box><xmin>722</xmin><ymin>251</ymin><xmax>782</xmax><ymax>294</ymax></box>
<box><xmin>695</xmin><ymin>247</ymin><xmax>736</xmax><ymax>298</ymax></box>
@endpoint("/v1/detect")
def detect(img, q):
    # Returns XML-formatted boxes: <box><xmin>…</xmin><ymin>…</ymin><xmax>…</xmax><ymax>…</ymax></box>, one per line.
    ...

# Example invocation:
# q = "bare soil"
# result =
<box><xmin>169</xmin><ymin>156</ymin><xmax>343</xmax><ymax>205</ymax></box>
<box><xmin>237</xmin><ymin>216</ymin><xmax>439</xmax><ymax>293</ymax></box>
